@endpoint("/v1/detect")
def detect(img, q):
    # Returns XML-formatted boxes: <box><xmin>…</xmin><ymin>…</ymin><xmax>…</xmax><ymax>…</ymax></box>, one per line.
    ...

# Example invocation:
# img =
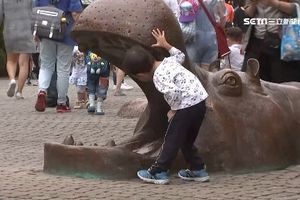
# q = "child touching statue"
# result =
<box><xmin>122</xmin><ymin>29</ymin><xmax>209</xmax><ymax>184</ymax></box>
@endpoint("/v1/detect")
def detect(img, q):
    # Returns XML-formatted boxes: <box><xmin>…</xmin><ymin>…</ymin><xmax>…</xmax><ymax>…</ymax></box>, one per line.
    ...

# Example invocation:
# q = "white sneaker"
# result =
<box><xmin>7</xmin><ymin>79</ymin><xmax>16</xmax><ymax>97</ymax></box>
<box><xmin>121</xmin><ymin>82</ymin><xmax>134</xmax><ymax>90</ymax></box>
<box><xmin>15</xmin><ymin>92</ymin><xmax>24</xmax><ymax>100</ymax></box>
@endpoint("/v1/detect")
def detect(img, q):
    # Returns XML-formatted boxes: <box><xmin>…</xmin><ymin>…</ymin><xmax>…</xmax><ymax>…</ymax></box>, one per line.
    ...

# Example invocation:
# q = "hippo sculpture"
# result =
<box><xmin>43</xmin><ymin>0</ymin><xmax>300</xmax><ymax>179</ymax></box>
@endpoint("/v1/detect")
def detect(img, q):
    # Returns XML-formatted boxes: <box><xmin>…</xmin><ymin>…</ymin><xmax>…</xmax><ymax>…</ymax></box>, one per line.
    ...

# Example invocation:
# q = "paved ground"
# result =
<box><xmin>0</xmin><ymin>78</ymin><xmax>299</xmax><ymax>200</ymax></box>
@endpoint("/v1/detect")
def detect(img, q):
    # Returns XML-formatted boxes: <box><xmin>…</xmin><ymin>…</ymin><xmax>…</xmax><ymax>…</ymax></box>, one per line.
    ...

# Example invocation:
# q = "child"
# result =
<box><xmin>86</xmin><ymin>51</ymin><xmax>110</xmax><ymax>115</ymax></box>
<box><xmin>122</xmin><ymin>29</ymin><xmax>209</xmax><ymax>184</ymax></box>
<box><xmin>221</xmin><ymin>27</ymin><xmax>244</xmax><ymax>71</ymax></box>
<box><xmin>69</xmin><ymin>47</ymin><xmax>87</xmax><ymax>109</ymax></box>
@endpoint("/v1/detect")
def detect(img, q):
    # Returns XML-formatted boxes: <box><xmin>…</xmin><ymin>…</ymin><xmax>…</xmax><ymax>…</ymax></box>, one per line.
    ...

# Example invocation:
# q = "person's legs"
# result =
<box><xmin>17</xmin><ymin>53</ymin><xmax>30</xmax><ymax>96</ymax></box>
<box><xmin>181</xmin><ymin>101</ymin><xmax>206</xmax><ymax>170</ymax></box>
<box><xmin>56</xmin><ymin>43</ymin><xmax>73</xmax><ymax>105</ymax></box>
<box><xmin>87</xmin><ymin>73</ymin><xmax>98</xmax><ymax>113</ymax></box>
<box><xmin>35</xmin><ymin>39</ymin><xmax>56</xmax><ymax>112</ymax></box>
<box><xmin>6</xmin><ymin>53</ymin><xmax>18</xmax><ymax>97</ymax></box>
<box><xmin>114</xmin><ymin>67</ymin><xmax>126</xmax><ymax>96</ymax></box>
<box><xmin>149</xmin><ymin>108</ymin><xmax>194</xmax><ymax>172</ymax></box>
<box><xmin>242</xmin><ymin>38</ymin><xmax>262</xmax><ymax>71</ymax></box>
<box><xmin>187</xmin><ymin>31</ymin><xmax>218</xmax><ymax>70</ymax></box>
<box><xmin>46</xmin><ymin>71</ymin><xmax>58</xmax><ymax>107</ymax></box>
<box><xmin>95</xmin><ymin>63</ymin><xmax>110</xmax><ymax>115</ymax></box>
<box><xmin>38</xmin><ymin>39</ymin><xmax>56</xmax><ymax>92</ymax></box>
<box><xmin>95</xmin><ymin>77</ymin><xmax>109</xmax><ymax>115</ymax></box>
<box><xmin>74</xmin><ymin>85</ymin><xmax>87</xmax><ymax>109</ymax></box>
<box><xmin>178</xmin><ymin>101</ymin><xmax>209</xmax><ymax>182</ymax></box>
<box><xmin>32</xmin><ymin>53</ymin><xmax>40</xmax><ymax>79</ymax></box>
<box><xmin>137</xmin><ymin>106</ymin><xmax>195</xmax><ymax>184</ymax></box>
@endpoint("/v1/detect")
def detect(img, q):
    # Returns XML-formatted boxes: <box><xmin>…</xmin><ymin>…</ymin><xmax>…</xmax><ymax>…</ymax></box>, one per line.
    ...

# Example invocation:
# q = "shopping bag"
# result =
<box><xmin>280</xmin><ymin>3</ymin><xmax>300</xmax><ymax>61</ymax></box>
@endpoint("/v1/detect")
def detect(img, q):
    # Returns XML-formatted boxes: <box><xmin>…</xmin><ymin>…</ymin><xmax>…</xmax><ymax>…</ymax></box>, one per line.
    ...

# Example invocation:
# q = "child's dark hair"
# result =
<box><xmin>122</xmin><ymin>45</ymin><xmax>155</xmax><ymax>75</ymax></box>
<box><xmin>225</xmin><ymin>27</ymin><xmax>243</xmax><ymax>42</ymax></box>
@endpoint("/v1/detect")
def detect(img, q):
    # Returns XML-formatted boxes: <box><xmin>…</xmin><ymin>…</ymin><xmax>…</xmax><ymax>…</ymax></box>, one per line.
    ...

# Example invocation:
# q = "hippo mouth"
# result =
<box><xmin>72</xmin><ymin>30</ymin><xmax>170</xmax><ymax>70</ymax></box>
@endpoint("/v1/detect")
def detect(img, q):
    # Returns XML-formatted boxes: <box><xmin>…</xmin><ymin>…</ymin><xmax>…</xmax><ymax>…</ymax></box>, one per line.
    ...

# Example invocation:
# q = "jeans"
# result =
<box><xmin>38</xmin><ymin>39</ymin><xmax>73</xmax><ymax>104</ymax></box>
<box><xmin>87</xmin><ymin>62</ymin><xmax>110</xmax><ymax>99</ymax></box>
<box><xmin>186</xmin><ymin>31</ymin><xmax>218</xmax><ymax>66</ymax></box>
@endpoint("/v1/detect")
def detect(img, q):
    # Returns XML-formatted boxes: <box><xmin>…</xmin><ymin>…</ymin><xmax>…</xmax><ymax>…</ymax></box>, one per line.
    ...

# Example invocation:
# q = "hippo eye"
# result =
<box><xmin>225</xmin><ymin>76</ymin><xmax>237</xmax><ymax>86</ymax></box>
<box><xmin>221</xmin><ymin>72</ymin><xmax>238</xmax><ymax>87</ymax></box>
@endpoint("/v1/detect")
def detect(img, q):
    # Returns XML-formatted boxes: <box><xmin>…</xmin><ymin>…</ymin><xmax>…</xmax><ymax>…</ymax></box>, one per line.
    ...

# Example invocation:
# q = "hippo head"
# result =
<box><xmin>72</xmin><ymin>0</ymin><xmax>188</xmax><ymax>68</ymax></box>
<box><xmin>194</xmin><ymin>59</ymin><xmax>300</xmax><ymax>171</ymax></box>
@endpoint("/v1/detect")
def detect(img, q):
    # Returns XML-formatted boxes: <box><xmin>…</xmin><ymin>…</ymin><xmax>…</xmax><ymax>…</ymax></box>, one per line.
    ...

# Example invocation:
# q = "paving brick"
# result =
<box><xmin>0</xmin><ymin>78</ymin><xmax>300</xmax><ymax>199</ymax></box>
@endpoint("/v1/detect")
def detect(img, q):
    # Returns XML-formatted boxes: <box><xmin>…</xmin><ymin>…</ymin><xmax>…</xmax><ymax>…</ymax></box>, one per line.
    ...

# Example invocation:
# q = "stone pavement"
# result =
<box><xmin>0</xmin><ymin>78</ymin><xmax>299</xmax><ymax>200</ymax></box>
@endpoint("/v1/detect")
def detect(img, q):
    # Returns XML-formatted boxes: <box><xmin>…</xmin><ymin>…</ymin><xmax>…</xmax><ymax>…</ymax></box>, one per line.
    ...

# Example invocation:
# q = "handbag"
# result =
<box><xmin>31</xmin><ymin>0</ymin><xmax>67</xmax><ymax>41</ymax></box>
<box><xmin>198</xmin><ymin>0</ymin><xmax>231</xmax><ymax>58</ymax></box>
<box><xmin>281</xmin><ymin>3</ymin><xmax>300</xmax><ymax>61</ymax></box>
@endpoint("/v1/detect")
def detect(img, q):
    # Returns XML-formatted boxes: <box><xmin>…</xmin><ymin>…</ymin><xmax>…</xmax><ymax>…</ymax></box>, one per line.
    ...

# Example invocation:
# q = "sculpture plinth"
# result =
<box><xmin>43</xmin><ymin>0</ymin><xmax>300</xmax><ymax>179</ymax></box>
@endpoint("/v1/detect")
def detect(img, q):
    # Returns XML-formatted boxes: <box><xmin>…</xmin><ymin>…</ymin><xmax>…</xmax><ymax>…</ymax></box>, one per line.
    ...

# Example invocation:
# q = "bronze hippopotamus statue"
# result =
<box><xmin>43</xmin><ymin>0</ymin><xmax>300</xmax><ymax>178</ymax></box>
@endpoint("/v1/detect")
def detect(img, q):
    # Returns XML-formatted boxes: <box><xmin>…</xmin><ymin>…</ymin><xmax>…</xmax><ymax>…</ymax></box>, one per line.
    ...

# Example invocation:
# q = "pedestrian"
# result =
<box><xmin>183</xmin><ymin>0</ymin><xmax>227</xmax><ymax>70</ymax></box>
<box><xmin>34</xmin><ymin>0</ymin><xmax>82</xmax><ymax>113</ymax></box>
<box><xmin>0</xmin><ymin>0</ymin><xmax>37</xmax><ymax>99</ymax></box>
<box><xmin>86</xmin><ymin>51</ymin><xmax>110</xmax><ymax>115</ymax></box>
<box><xmin>242</xmin><ymin>0</ymin><xmax>300</xmax><ymax>83</ymax></box>
<box><xmin>69</xmin><ymin>47</ymin><xmax>87</xmax><ymax>109</ymax></box>
<box><xmin>113</xmin><ymin>67</ymin><xmax>133</xmax><ymax>96</ymax></box>
<box><xmin>112</xmin><ymin>66</ymin><xmax>134</xmax><ymax>92</ymax></box>
<box><xmin>123</xmin><ymin>29</ymin><xmax>209</xmax><ymax>184</ymax></box>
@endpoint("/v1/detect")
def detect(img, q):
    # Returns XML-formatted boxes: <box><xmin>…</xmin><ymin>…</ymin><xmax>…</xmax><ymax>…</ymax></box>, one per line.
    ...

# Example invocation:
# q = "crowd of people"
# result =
<box><xmin>1</xmin><ymin>0</ymin><xmax>300</xmax><ymax>185</ymax></box>
<box><xmin>0</xmin><ymin>0</ymin><xmax>134</xmax><ymax>114</ymax></box>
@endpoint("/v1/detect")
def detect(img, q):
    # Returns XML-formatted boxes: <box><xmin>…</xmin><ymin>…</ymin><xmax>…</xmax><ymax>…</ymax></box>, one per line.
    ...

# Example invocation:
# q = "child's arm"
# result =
<box><xmin>151</xmin><ymin>28</ymin><xmax>185</xmax><ymax>64</ymax></box>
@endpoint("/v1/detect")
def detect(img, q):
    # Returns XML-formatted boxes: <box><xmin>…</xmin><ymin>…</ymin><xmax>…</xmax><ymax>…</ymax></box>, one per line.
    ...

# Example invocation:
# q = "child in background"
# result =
<box><xmin>122</xmin><ymin>29</ymin><xmax>209</xmax><ymax>185</ymax></box>
<box><xmin>86</xmin><ymin>51</ymin><xmax>110</xmax><ymax>115</ymax></box>
<box><xmin>69</xmin><ymin>47</ymin><xmax>87</xmax><ymax>109</ymax></box>
<box><xmin>221</xmin><ymin>27</ymin><xmax>244</xmax><ymax>71</ymax></box>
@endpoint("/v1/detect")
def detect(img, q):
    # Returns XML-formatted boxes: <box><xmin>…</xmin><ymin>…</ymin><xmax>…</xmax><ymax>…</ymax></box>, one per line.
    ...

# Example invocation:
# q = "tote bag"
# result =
<box><xmin>281</xmin><ymin>3</ymin><xmax>300</xmax><ymax>61</ymax></box>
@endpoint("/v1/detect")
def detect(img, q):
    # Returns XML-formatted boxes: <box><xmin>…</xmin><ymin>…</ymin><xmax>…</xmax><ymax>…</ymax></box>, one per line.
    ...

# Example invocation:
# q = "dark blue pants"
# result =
<box><xmin>150</xmin><ymin>101</ymin><xmax>206</xmax><ymax>174</ymax></box>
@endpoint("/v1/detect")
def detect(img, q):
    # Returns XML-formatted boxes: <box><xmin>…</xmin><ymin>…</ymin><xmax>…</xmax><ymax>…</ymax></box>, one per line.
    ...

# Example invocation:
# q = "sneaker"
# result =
<box><xmin>95</xmin><ymin>100</ymin><xmax>105</xmax><ymax>115</ymax></box>
<box><xmin>15</xmin><ymin>92</ymin><xmax>24</xmax><ymax>100</ymax></box>
<box><xmin>121</xmin><ymin>82</ymin><xmax>134</xmax><ymax>90</ymax></box>
<box><xmin>56</xmin><ymin>104</ymin><xmax>71</xmax><ymax>113</ymax></box>
<box><xmin>35</xmin><ymin>91</ymin><xmax>46</xmax><ymax>112</ymax></box>
<box><xmin>177</xmin><ymin>169</ymin><xmax>210</xmax><ymax>182</ymax></box>
<box><xmin>114</xmin><ymin>90</ymin><xmax>126</xmax><ymax>96</ymax></box>
<box><xmin>137</xmin><ymin>170</ymin><xmax>169</xmax><ymax>185</ymax></box>
<box><xmin>7</xmin><ymin>79</ymin><xmax>16</xmax><ymax>97</ymax></box>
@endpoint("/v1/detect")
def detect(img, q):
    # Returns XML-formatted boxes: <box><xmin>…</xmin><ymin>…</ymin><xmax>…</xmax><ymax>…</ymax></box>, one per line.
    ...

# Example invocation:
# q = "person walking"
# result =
<box><xmin>0</xmin><ymin>0</ymin><xmax>36</xmax><ymax>99</ymax></box>
<box><xmin>242</xmin><ymin>0</ymin><xmax>300</xmax><ymax>83</ymax></box>
<box><xmin>34</xmin><ymin>0</ymin><xmax>82</xmax><ymax>113</ymax></box>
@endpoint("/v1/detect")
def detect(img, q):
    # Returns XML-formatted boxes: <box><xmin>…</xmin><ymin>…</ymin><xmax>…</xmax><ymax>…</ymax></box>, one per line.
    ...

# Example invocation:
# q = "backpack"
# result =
<box><xmin>32</xmin><ymin>0</ymin><xmax>67</xmax><ymax>41</ymax></box>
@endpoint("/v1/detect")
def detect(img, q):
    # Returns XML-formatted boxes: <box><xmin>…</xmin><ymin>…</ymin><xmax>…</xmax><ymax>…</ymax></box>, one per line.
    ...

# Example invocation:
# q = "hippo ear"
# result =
<box><xmin>208</xmin><ymin>59</ymin><xmax>221</xmax><ymax>72</ymax></box>
<box><xmin>246</xmin><ymin>58</ymin><xmax>260</xmax><ymax>78</ymax></box>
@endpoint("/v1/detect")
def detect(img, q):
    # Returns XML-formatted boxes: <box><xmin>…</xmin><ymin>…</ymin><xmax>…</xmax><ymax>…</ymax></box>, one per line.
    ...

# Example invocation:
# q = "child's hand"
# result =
<box><xmin>151</xmin><ymin>28</ymin><xmax>172</xmax><ymax>50</ymax></box>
